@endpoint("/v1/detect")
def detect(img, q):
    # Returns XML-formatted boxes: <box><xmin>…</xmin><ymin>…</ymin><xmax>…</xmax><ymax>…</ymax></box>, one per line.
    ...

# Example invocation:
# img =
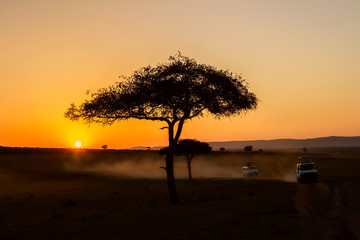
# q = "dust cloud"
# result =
<box><xmin>65</xmin><ymin>158</ymin><xmax>166</xmax><ymax>179</ymax></box>
<box><xmin>63</xmin><ymin>151</ymin><xmax>299</xmax><ymax>182</ymax></box>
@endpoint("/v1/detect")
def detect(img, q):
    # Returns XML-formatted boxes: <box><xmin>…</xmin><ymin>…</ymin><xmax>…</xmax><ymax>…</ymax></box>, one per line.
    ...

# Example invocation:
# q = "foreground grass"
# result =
<box><xmin>0</xmin><ymin>177</ymin><xmax>299</xmax><ymax>240</ymax></box>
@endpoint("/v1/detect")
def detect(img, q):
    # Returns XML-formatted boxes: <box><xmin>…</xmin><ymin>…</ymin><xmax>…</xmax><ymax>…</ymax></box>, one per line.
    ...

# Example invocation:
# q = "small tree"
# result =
<box><xmin>65</xmin><ymin>53</ymin><xmax>258</xmax><ymax>203</ymax></box>
<box><xmin>101</xmin><ymin>145</ymin><xmax>108</xmax><ymax>150</ymax></box>
<box><xmin>244</xmin><ymin>145</ymin><xmax>253</xmax><ymax>153</ymax></box>
<box><xmin>175</xmin><ymin>139</ymin><xmax>211</xmax><ymax>180</ymax></box>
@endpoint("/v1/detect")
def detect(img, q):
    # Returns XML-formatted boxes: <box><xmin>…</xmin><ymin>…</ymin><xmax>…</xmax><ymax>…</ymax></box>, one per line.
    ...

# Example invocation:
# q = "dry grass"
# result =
<box><xmin>0</xmin><ymin>149</ymin><xmax>359</xmax><ymax>239</ymax></box>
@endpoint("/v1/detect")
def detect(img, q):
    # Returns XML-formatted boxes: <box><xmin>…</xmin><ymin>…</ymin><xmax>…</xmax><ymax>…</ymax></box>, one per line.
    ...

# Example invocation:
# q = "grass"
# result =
<box><xmin>0</xmin><ymin>148</ymin><xmax>359</xmax><ymax>239</ymax></box>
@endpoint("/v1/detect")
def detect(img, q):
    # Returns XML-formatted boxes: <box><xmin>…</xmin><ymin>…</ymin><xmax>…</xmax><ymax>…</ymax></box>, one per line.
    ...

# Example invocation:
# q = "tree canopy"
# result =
<box><xmin>175</xmin><ymin>139</ymin><xmax>212</xmax><ymax>158</ymax></box>
<box><xmin>65</xmin><ymin>53</ymin><xmax>258</xmax><ymax>128</ymax></box>
<box><xmin>175</xmin><ymin>139</ymin><xmax>212</xmax><ymax>180</ymax></box>
<box><xmin>65</xmin><ymin>53</ymin><xmax>258</xmax><ymax>203</ymax></box>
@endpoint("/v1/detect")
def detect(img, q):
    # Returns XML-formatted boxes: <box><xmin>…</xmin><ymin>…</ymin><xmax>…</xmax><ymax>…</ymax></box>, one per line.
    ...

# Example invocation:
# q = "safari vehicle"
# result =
<box><xmin>296</xmin><ymin>156</ymin><xmax>318</xmax><ymax>183</ymax></box>
<box><xmin>242</xmin><ymin>163</ymin><xmax>258</xmax><ymax>177</ymax></box>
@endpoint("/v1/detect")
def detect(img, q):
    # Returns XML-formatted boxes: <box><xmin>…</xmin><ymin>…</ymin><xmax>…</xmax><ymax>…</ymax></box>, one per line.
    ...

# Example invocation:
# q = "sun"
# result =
<box><xmin>75</xmin><ymin>141</ymin><xmax>82</xmax><ymax>148</ymax></box>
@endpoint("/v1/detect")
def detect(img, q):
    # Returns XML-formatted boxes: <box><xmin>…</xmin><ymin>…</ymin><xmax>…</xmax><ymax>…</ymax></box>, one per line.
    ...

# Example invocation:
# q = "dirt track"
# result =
<box><xmin>296</xmin><ymin>180</ymin><xmax>360</xmax><ymax>240</ymax></box>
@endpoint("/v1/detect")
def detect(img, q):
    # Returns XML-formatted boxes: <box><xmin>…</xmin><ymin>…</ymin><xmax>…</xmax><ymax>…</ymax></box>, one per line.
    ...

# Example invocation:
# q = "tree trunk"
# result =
<box><xmin>165</xmin><ymin>151</ymin><xmax>178</xmax><ymax>203</ymax></box>
<box><xmin>165</xmin><ymin>121</ymin><xmax>178</xmax><ymax>203</ymax></box>
<box><xmin>187</xmin><ymin>157</ymin><xmax>192</xmax><ymax>181</ymax></box>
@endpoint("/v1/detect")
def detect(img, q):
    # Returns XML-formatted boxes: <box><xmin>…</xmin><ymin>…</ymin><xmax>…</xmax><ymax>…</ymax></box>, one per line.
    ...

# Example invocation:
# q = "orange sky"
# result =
<box><xmin>1</xmin><ymin>1</ymin><xmax>360</xmax><ymax>149</ymax></box>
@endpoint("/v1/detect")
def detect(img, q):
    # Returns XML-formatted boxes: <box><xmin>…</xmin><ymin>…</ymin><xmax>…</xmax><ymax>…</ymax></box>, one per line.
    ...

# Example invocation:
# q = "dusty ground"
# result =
<box><xmin>296</xmin><ymin>155</ymin><xmax>360</xmax><ymax>240</ymax></box>
<box><xmin>0</xmin><ymin>150</ymin><xmax>359</xmax><ymax>239</ymax></box>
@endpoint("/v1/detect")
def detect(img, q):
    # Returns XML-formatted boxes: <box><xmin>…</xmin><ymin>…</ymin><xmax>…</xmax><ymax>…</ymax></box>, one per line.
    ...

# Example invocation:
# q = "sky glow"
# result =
<box><xmin>1</xmin><ymin>0</ymin><xmax>359</xmax><ymax>149</ymax></box>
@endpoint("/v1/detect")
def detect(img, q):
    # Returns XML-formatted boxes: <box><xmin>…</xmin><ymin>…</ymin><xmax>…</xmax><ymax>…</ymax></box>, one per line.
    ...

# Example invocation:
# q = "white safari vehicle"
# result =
<box><xmin>296</xmin><ymin>156</ymin><xmax>318</xmax><ymax>183</ymax></box>
<box><xmin>242</xmin><ymin>163</ymin><xmax>258</xmax><ymax>177</ymax></box>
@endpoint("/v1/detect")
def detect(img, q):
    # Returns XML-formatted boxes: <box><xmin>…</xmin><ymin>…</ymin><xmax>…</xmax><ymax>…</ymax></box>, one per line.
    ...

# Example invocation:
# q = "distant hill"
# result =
<box><xmin>208</xmin><ymin>136</ymin><xmax>360</xmax><ymax>151</ymax></box>
<box><xmin>2</xmin><ymin>136</ymin><xmax>360</xmax><ymax>152</ymax></box>
<box><xmin>127</xmin><ymin>146</ymin><xmax>166</xmax><ymax>150</ymax></box>
<box><xmin>128</xmin><ymin>146</ymin><xmax>153</xmax><ymax>150</ymax></box>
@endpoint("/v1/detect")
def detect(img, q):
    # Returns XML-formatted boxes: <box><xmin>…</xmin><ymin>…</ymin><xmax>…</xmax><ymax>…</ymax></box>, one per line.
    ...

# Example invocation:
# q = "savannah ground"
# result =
<box><xmin>0</xmin><ymin>148</ymin><xmax>359</xmax><ymax>240</ymax></box>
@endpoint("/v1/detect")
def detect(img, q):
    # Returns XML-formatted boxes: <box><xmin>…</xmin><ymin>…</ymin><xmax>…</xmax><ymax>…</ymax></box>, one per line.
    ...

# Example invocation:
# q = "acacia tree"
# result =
<box><xmin>176</xmin><ymin>139</ymin><xmax>212</xmax><ymax>180</ymax></box>
<box><xmin>65</xmin><ymin>53</ymin><xmax>258</xmax><ymax>203</ymax></box>
<box><xmin>244</xmin><ymin>145</ymin><xmax>253</xmax><ymax>153</ymax></box>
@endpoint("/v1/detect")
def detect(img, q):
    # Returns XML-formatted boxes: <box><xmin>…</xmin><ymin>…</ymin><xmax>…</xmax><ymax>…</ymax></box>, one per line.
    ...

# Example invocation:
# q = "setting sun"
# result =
<box><xmin>0</xmin><ymin>1</ymin><xmax>359</xmax><ymax>150</ymax></box>
<box><xmin>75</xmin><ymin>141</ymin><xmax>82</xmax><ymax>148</ymax></box>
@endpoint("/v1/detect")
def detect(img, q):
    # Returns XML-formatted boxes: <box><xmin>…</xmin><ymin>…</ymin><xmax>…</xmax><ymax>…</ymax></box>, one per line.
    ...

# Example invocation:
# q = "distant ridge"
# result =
<box><xmin>128</xmin><ymin>146</ymin><xmax>153</xmax><ymax>150</ymax></box>
<box><xmin>2</xmin><ymin>136</ymin><xmax>360</xmax><ymax>151</ymax></box>
<box><xmin>207</xmin><ymin>136</ymin><xmax>360</xmax><ymax>151</ymax></box>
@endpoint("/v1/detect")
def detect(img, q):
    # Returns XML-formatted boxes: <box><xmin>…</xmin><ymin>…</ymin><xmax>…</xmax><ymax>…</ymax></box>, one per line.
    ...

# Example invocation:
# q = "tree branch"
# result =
<box><xmin>174</xmin><ymin>118</ymin><xmax>185</xmax><ymax>143</ymax></box>
<box><xmin>188</xmin><ymin>107</ymin><xmax>206</xmax><ymax>119</ymax></box>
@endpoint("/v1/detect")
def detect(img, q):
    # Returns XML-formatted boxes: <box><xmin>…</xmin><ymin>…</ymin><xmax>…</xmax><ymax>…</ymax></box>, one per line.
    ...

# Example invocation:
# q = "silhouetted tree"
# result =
<box><xmin>101</xmin><ymin>145</ymin><xmax>108</xmax><ymax>150</ymax></box>
<box><xmin>244</xmin><ymin>145</ymin><xmax>253</xmax><ymax>153</ymax></box>
<box><xmin>220</xmin><ymin>147</ymin><xmax>226</xmax><ymax>152</ymax></box>
<box><xmin>176</xmin><ymin>139</ymin><xmax>211</xmax><ymax>180</ymax></box>
<box><xmin>65</xmin><ymin>53</ymin><xmax>258</xmax><ymax>203</ymax></box>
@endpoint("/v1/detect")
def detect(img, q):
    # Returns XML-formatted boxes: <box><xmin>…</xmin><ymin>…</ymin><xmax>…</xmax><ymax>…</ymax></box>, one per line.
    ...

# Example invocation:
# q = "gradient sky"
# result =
<box><xmin>1</xmin><ymin>0</ymin><xmax>360</xmax><ymax>149</ymax></box>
